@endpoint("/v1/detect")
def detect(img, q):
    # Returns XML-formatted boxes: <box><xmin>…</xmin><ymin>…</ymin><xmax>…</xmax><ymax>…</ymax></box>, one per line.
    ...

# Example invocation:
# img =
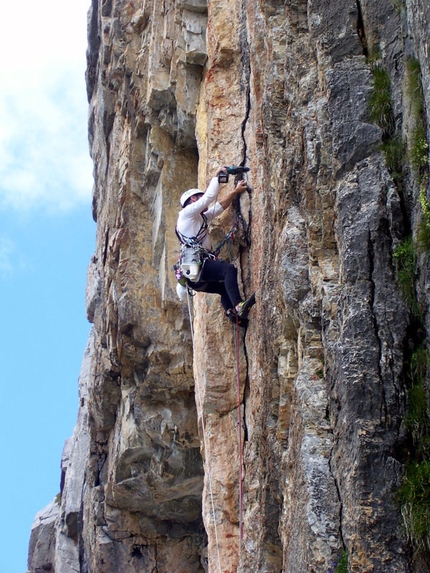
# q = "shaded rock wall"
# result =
<box><xmin>28</xmin><ymin>0</ymin><xmax>430</xmax><ymax>572</ymax></box>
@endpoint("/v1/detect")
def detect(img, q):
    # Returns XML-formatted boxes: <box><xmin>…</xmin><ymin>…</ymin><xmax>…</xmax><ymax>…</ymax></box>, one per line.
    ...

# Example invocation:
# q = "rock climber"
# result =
<box><xmin>176</xmin><ymin>165</ymin><xmax>255</xmax><ymax>325</ymax></box>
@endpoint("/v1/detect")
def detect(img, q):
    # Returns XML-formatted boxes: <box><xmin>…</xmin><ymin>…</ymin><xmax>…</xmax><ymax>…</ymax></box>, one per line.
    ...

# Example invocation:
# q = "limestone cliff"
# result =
<box><xmin>28</xmin><ymin>0</ymin><xmax>430</xmax><ymax>572</ymax></box>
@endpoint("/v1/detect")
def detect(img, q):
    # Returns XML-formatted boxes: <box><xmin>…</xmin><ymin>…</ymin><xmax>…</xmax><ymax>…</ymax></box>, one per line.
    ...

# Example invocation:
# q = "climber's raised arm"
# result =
<box><xmin>218</xmin><ymin>179</ymin><xmax>248</xmax><ymax>210</ymax></box>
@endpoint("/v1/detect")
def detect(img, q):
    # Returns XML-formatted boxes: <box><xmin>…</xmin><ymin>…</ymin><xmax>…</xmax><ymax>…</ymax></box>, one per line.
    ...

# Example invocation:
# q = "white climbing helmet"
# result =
<box><xmin>180</xmin><ymin>188</ymin><xmax>203</xmax><ymax>207</ymax></box>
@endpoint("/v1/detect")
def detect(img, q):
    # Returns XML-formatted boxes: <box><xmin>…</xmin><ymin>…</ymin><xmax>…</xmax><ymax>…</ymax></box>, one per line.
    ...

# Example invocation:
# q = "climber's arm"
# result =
<box><xmin>218</xmin><ymin>179</ymin><xmax>248</xmax><ymax>210</ymax></box>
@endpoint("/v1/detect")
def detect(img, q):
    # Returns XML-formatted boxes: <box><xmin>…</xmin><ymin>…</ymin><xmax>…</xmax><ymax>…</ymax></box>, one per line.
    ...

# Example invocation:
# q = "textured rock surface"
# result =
<box><xmin>28</xmin><ymin>502</ymin><xmax>59</xmax><ymax>573</ymax></box>
<box><xmin>28</xmin><ymin>0</ymin><xmax>430</xmax><ymax>572</ymax></box>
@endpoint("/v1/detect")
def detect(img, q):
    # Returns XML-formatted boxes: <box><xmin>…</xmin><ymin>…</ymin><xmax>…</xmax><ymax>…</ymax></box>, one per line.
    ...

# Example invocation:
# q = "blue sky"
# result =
<box><xmin>0</xmin><ymin>2</ymin><xmax>95</xmax><ymax>572</ymax></box>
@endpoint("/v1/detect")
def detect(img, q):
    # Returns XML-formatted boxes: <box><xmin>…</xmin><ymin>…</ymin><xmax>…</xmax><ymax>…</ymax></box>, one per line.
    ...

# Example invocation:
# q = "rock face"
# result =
<box><xmin>28</xmin><ymin>0</ymin><xmax>430</xmax><ymax>572</ymax></box>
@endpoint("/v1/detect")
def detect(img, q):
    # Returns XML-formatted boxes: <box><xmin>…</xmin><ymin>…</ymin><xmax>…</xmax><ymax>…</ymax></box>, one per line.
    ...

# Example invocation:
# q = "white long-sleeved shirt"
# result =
<box><xmin>176</xmin><ymin>177</ymin><xmax>224</xmax><ymax>250</ymax></box>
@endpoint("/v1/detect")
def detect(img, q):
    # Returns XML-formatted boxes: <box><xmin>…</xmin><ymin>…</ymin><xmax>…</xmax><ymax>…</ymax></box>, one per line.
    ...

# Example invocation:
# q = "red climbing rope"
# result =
<box><xmin>235</xmin><ymin>314</ymin><xmax>244</xmax><ymax>548</ymax></box>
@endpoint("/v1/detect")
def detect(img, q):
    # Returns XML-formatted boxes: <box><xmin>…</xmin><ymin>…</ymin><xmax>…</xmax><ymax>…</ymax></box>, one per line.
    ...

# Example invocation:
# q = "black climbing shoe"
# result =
<box><xmin>236</xmin><ymin>293</ymin><xmax>256</xmax><ymax>319</ymax></box>
<box><xmin>226</xmin><ymin>309</ymin><xmax>249</xmax><ymax>327</ymax></box>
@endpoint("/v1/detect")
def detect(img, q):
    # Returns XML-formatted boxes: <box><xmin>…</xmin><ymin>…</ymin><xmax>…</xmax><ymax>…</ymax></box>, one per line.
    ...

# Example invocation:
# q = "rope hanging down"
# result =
<box><xmin>186</xmin><ymin>290</ymin><xmax>223</xmax><ymax>573</ymax></box>
<box><xmin>186</xmin><ymin>291</ymin><xmax>246</xmax><ymax>569</ymax></box>
<box><xmin>185</xmin><ymin>194</ymin><xmax>249</xmax><ymax>566</ymax></box>
<box><xmin>210</xmin><ymin>202</ymin><xmax>248</xmax><ymax>556</ymax></box>
<box><xmin>234</xmin><ymin>314</ymin><xmax>244</xmax><ymax>549</ymax></box>
<box><xmin>229</xmin><ymin>184</ymin><xmax>247</xmax><ymax>550</ymax></box>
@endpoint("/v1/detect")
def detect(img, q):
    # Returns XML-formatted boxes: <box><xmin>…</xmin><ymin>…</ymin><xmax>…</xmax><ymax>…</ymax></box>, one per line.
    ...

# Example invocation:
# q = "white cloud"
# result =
<box><xmin>0</xmin><ymin>0</ymin><xmax>93</xmax><ymax>214</ymax></box>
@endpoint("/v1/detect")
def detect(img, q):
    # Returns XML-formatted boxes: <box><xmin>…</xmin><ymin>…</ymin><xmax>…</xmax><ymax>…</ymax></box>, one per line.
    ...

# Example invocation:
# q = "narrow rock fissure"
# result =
<box><xmin>356</xmin><ymin>0</ymin><xmax>368</xmax><ymax>57</ymax></box>
<box><xmin>328</xmin><ymin>445</ymin><xmax>346</xmax><ymax>555</ymax></box>
<box><xmin>241</xmin><ymin>331</ymin><xmax>250</xmax><ymax>443</ymax></box>
<box><xmin>239</xmin><ymin>0</ymin><xmax>251</xmax><ymax>164</ymax></box>
<box><xmin>237</xmin><ymin>0</ymin><xmax>253</xmax><ymax>251</ymax></box>
<box><xmin>237</xmin><ymin>0</ymin><xmax>252</xmax><ymax>449</ymax></box>
<box><xmin>103</xmin><ymin>229</ymin><xmax>110</xmax><ymax>266</ymax></box>
<box><xmin>367</xmin><ymin>230</ymin><xmax>388</xmax><ymax>425</ymax></box>
<box><xmin>78</xmin><ymin>490</ymin><xmax>87</xmax><ymax>572</ymax></box>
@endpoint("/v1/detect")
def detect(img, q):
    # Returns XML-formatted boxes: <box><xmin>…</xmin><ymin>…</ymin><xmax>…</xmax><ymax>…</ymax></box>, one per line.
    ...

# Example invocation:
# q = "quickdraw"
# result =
<box><xmin>213</xmin><ymin>222</ymin><xmax>237</xmax><ymax>257</ymax></box>
<box><xmin>213</xmin><ymin>208</ymin><xmax>249</xmax><ymax>257</ymax></box>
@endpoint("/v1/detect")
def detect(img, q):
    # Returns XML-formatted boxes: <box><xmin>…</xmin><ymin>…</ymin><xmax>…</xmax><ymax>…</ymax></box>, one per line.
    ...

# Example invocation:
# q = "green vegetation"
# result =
<box><xmin>368</xmin><ymin>62</ymin><xmax>404</xmax><ymax>185</ymax></box>
<box><xmin>390</xmin><ymin>0</ymin><xmax>405</xmax><ymax>13</ymax></box>
<box><xmin>367</xmin><ymin>56</ymin><xmax>430</xmax><ymax>563</ymax></box>
<box><xmin>406</xmin><ymin>383</ymin><xmax>430</xmax><ymax>450</ymax></box>
<box><xmin>419</xmin><ymin>186</ymin><xmax>430</xmax><ymax>224</ymax></box>
<box><xmin>393</xmin><ymin>238</ymin><xmax>430</xmax><ymax>562</ymax></box>
<box><xmin>398</xmin><ymin>345</ymin><xmax>430</xmax><ymax>558</ymax></box>
<box><xmin>398</xmin><ymin>461</ymin><xmax>430</xmax><ymax>554</ymax></box>
<box><xmin>406</xmin><ymin>58</ymin><xmax>430</xmax><ymax>251</ymax></box>
<box><xmin>393</xmin><ymin>238</ymin><xmax>430</xmax><ymax>560</ymax></box>
<box><xmin>405</xmin><ymin>346</ymin><xmax>430</xmax><ymax>453</ymax></box>
<box><xmin>369</xmin><ymin>65</ymin><xmax>395</xmax><ymax>138</ymax></box>
<box><xmin>380</xmin><ymin>136</ymin><xmax>404</xmax><ymax>181</ymax></box>
<box><xmin>406</xmin><ymin>58</ymin><xmax>425</xmax><ymax>118</ymax></box>
<box><xmin>417</xmin><ymin>184</ymin><xmax>430</xmax><ymax>250</ymax></box>
<box><xmin>393</xmin><ymin>238</ymin><xmax>420</xmax><ymax>318</ymax></box>
<box><xmin>368</xmin><ymin>58</ymin><xmax>429</xmax><ymax>221</ymax></box>
<box><xmin>334</xmin><ymin>550</ymin><xmax>348</xmax><ymax>573</ymax></box>
<box><xmin>406</xmin><ymin>58</ymin><xmax>429</xmax><ymax>182</ymax></box>
<box><xmin>410</xmin><ymin>126</ymin><xmax>429</xmax><ymax>173</ymax></box>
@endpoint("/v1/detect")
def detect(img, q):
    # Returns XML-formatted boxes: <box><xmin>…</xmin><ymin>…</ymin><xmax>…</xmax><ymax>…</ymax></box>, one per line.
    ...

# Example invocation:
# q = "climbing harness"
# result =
<box><xmin>174</xmin><ymin>214</ymin><xmax>245</xmax><ymax>285</ymax></box>
<box><xmin>180</xmin><ymin>244</ymin><xmax>205</xmax><ymax>282</ymax></box>
<box><xmin>175</xmin><ymin>213</ymin><xmax>209</xmax><ymax>247</ymax></box>
<box><xmin>174</xmin><ymin>215</ymin><xmax>216</xmax><ymax>283</ymax></box>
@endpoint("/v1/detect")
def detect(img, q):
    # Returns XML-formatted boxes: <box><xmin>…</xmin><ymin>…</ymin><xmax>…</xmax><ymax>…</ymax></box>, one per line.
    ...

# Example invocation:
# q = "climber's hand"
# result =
<box><xmin>215</xmin><ymin>165</ymin><xmax>228</xmax><ymax>178</ymax></box>
<box><xmin>234</xmin><ymin>179</ymin><xmax>248</xmax><ymax>194</ymax></box>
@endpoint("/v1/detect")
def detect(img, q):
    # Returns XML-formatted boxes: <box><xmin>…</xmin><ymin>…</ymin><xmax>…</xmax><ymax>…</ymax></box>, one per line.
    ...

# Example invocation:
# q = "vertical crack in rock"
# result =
<box><xmin>237</xmin><ymin>0</ymin><xmax>252</xmax><ymax>450</ymax></box>
<box><xmin>238</xmin><ymin>0</ymin><xmax>252</xmax><ymax>165</ymax></box>
<box><xmin>242</xmin><ymin>333</ymin><xmax>250</xmax><ymax>443</ymax></box>
<box><xmin>367</xmin><ymin>229</ymin><xmax>388</xmax><ymax>427</ymax></box>
<box><xmin>328</xmin><ymin>434</ymin><xmax>346</xmax><ymax>558</ymax></box>
<box><xmin>102</xmin><ymin>229</ymin><xmax>109</xmax><ymax>266</ymax></box>
<box><xmin>356</xmin><ymin>0</ymin><xmax>369</xmax><ymax>57</ymax></box>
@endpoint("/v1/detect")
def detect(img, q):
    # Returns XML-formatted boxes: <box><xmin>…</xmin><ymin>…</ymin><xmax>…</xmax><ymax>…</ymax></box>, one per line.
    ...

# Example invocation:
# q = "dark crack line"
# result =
<box><xmin>241</xmin><ymin>327</ymin><xmax>250</xmax><ymax>444</ymax></box>
<box><xmin>368</xmin><ymin>230</ymin><xmax>388</xmax><ymax>427</ymax></box>
<box><xmin>237</xmin><ymin>0</ymin><xmax>252</xmax><ymax>447</ymax></box>
<box><xmin>239</xmin><ymin>0</ymin><xmax>251</xmax><ymax>165</ymax></box>
<box><xmin>233</xmin><ymin>2</ymin><xmax>253</xmax><ymax>250</ymax></box>
<box><xmin>328</xmin><ymin>445</ymin><xmax>346</xmax><ymax>554</ymax></box>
